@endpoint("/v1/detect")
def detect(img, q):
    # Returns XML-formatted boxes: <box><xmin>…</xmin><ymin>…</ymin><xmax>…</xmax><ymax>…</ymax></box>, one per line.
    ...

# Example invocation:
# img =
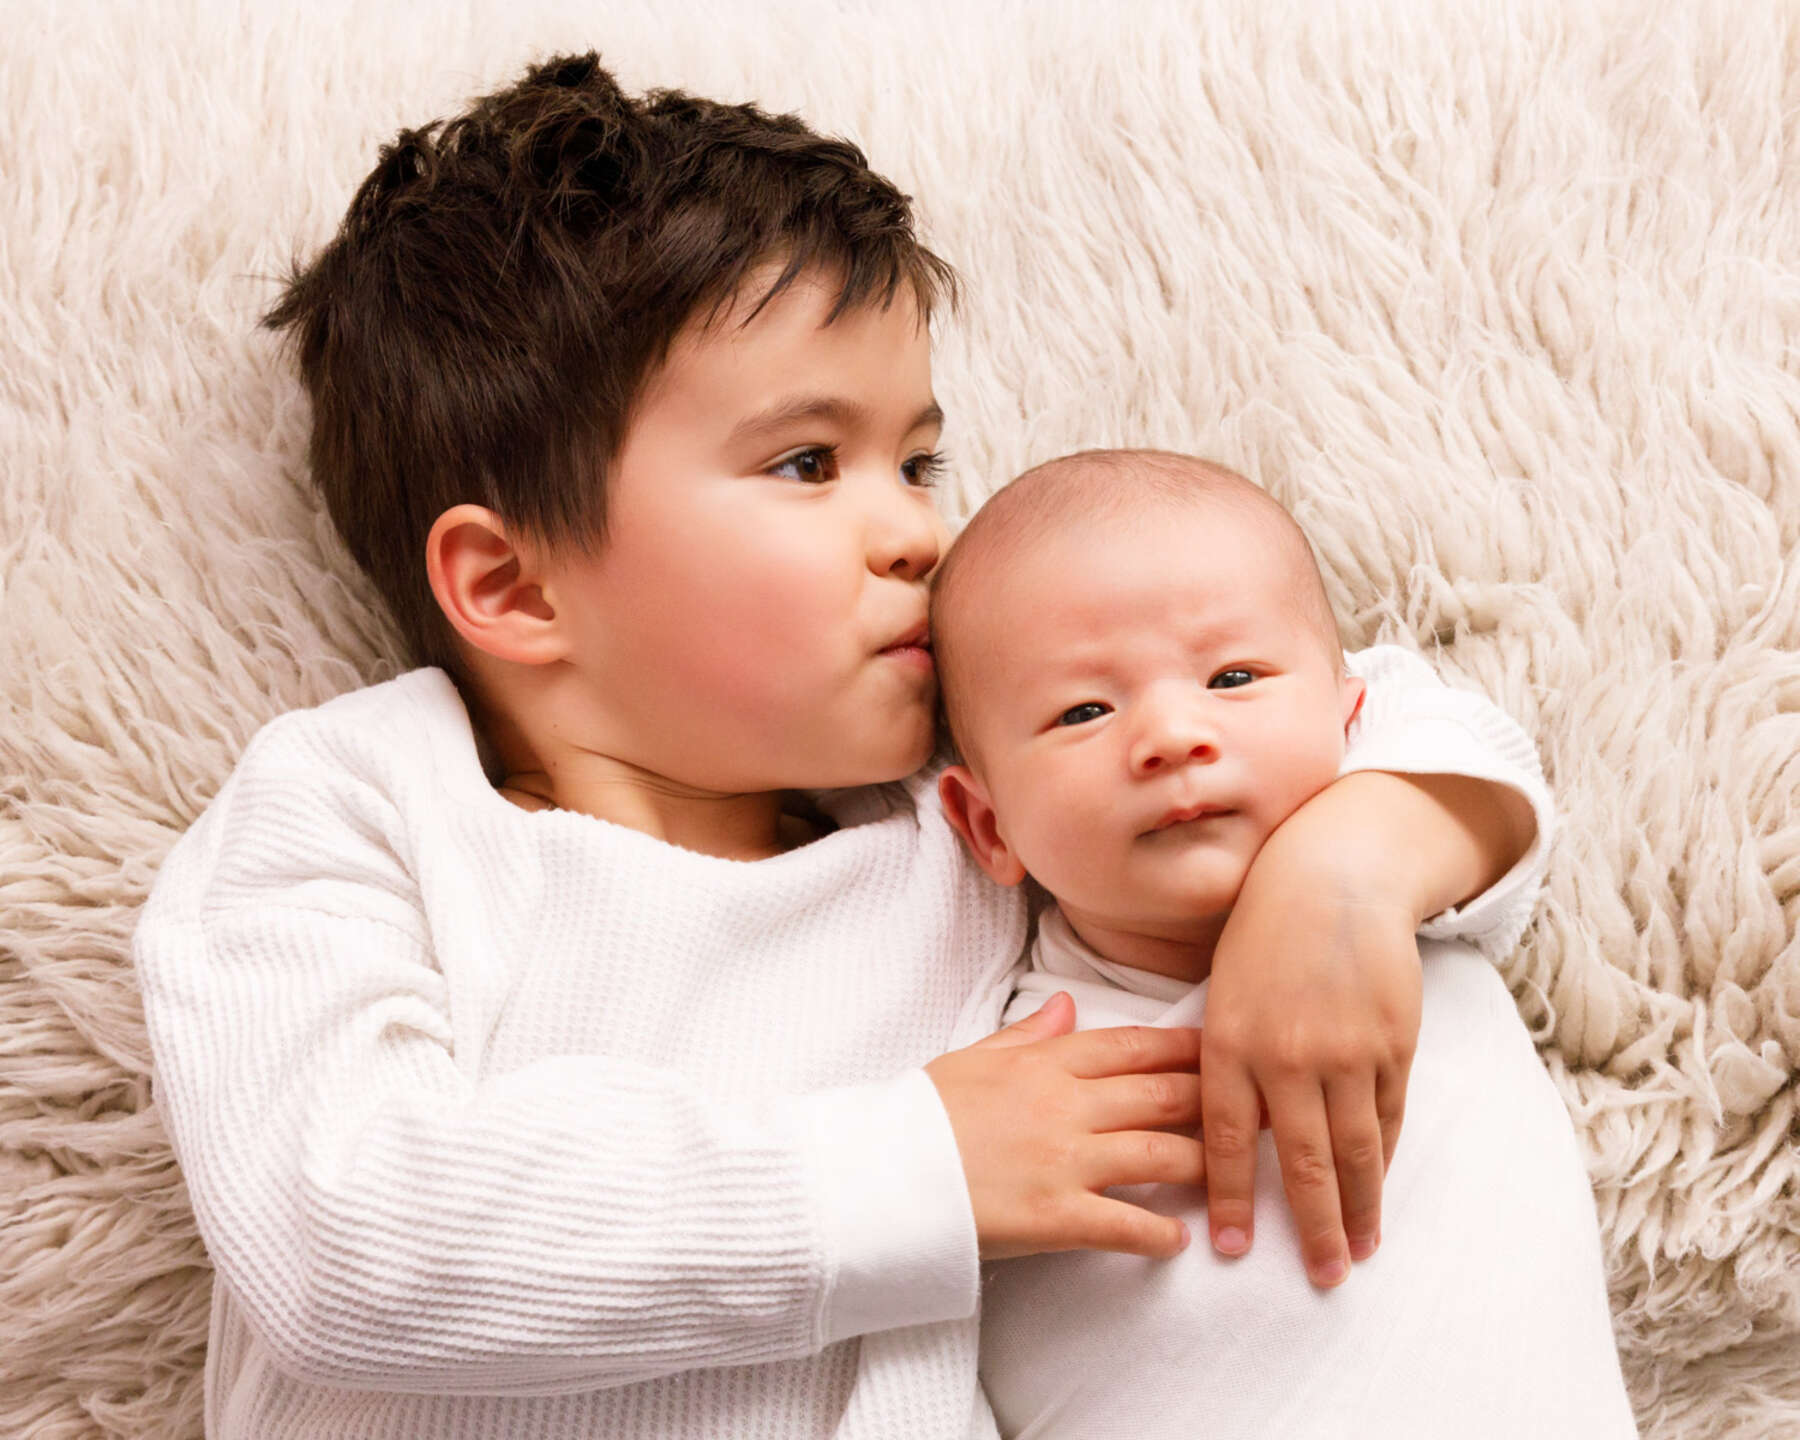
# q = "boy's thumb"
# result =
<box><xmin>981</xmin><ymin>990</ymin><xmax>1076</xmax><ymax>1048</ymax></box>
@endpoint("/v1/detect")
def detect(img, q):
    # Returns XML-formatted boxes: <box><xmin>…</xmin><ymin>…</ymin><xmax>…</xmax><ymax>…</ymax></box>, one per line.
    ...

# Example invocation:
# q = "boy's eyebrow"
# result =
<box><xmin>728</xmin><ymin>395</ymin><xmax>944</xmax><ymax>445</ymax></box>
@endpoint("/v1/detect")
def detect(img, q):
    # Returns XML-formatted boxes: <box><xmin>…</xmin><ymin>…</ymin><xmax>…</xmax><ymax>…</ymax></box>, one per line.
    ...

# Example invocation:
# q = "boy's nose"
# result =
<box><xmin>1129</xmin><ymin>693</ymin><xmax>1219</xmax><ymax>775</ymax></box>
<box><xmin>866</xmin><ymin>487</ymin><xmax>945</xmax><ymax>582</ymax></box>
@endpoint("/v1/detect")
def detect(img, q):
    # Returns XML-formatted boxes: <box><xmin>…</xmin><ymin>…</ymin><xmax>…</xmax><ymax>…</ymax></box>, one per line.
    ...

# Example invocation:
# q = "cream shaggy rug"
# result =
<box><xmin>4</xmin><ymin>1</ymin><xmax>1797</xmax><ymax>1435</ymax></box>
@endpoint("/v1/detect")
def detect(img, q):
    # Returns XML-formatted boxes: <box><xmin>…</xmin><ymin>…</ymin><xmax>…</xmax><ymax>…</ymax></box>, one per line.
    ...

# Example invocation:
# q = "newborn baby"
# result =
<box><xmin>931</xmin><ymin>451</ymin><xmax>1636</xmax><ymax>1440</ymax></box>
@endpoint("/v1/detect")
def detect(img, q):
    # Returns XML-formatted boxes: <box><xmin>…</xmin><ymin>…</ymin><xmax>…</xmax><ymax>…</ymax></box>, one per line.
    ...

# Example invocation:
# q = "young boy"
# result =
<box><xmin>134</xmin><ymin>55</ymin><xmax>1555</xmax><ymax>1439</ymax></box>
<box><xmin>933</xmin><ymin>450</ymin><xmax>1637</xmax><ymax>1438</ymax></box>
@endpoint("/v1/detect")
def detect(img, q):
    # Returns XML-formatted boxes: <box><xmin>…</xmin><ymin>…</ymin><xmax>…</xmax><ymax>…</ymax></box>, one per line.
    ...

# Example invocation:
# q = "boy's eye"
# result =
<box><xmin>1209</xmin><ymin>669</ymin><xmax>1255</xmax><ymax>689</ymax></box>
<box><xmin>902</xmin><ymin>450</ymin><xmax>948</xmax><ymax>488</ymax></box>
<box><xmin>769</xmin><ymin>445</ymin><xmax>839</xmax><ymax>484</ymax></box>
<box><xmin>1055</xmin><ymin>702</ymin><xmax>1111</xmax><ymax>727</ymax></box>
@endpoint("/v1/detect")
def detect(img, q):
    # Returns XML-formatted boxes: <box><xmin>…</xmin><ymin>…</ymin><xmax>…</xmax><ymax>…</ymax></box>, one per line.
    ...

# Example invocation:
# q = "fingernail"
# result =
<box><xmin>1350</xmin><ymin>1235</ymin><xmax>1376</xmax><ymax>1262</ymax></box>
<box><xmin>1176</xmin><ymin>1221</ymin><xmax>1192</xmax><ymax>1250</ymax></box>
<box><xmin>1315</xmin><ymin>1256</ymin><xmax>1348</xmax><ymax>1286</ymax></box>
<box><xmin>1215</xmin><ymin>1226</ymin><xmax>1248</xmax><ymax>1256</ymax></box>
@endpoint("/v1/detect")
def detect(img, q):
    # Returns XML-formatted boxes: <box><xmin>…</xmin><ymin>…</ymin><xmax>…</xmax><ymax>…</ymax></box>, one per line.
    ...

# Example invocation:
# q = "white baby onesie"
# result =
<box><xmin>978</xmin><ymin>910</ymin><xmax>1638</xmax><ymax>1440</ymax></box>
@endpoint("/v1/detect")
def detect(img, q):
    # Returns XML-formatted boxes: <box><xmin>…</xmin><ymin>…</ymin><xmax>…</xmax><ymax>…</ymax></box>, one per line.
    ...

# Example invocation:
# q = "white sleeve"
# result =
<box><xmin>1340</xmin><ymin>645</ymin><xmax>1556</xmax><ymax>959</ymax></box>
<box><xmin>133</xmin><ymin>735</ymin><xmax>976</xmax><ymax>1396</ymax></box>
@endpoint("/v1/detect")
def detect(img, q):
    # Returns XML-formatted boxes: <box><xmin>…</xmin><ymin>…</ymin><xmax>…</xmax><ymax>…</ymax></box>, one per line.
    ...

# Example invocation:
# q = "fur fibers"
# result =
<box><xmin>3</xmin><ymin>1</ymin><xmax>1797</xmax><ymax>1435</ymax></box>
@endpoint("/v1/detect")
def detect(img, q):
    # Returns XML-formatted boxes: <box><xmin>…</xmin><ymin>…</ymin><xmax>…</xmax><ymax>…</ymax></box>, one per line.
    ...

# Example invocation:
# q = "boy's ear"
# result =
<box><xmin>1340</xmin><ymin>673</ymin><xmax>1367</xmax><ymax>734</ymax></box>
<box><xmin>427</xmin><ymin>505</ymin><xmax>567</xmax><ymax>666</ymax></box>
<box><xmin>938</xmin><ymin>765</ymin><xmax>1028</xmax><ymax>887</ymax></box>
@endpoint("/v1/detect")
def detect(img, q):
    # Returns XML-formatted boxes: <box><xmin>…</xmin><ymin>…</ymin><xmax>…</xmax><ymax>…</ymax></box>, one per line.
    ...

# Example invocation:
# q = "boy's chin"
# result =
<box><xmin>798</xmin><ymin>732</ymin><xmax>935</xmax><ymax>790</ymax></box>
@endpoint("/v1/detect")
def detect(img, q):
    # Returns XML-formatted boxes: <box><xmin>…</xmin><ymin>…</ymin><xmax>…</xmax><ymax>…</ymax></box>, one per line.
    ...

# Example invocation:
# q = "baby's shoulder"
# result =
<box><xmin>1345</xmin><ymin>642</ymin><xmax>1440</xmax><ymax>686</ymax></box>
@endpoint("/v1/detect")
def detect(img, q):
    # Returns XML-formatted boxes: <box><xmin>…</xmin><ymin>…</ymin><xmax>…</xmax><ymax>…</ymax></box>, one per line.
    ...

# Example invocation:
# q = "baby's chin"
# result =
<box><xmin>1056</xmin><ymin>872</ymin><xmax>1247</xmax><ymax>937</ymax></box>
<box><xmin>1118</xmin><ymin>873</ymin><xmax>1251</xmax><ymax>931</ymax></box>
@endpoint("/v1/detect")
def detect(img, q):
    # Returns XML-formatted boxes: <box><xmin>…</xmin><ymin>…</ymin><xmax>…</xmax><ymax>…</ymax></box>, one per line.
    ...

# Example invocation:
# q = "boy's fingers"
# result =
<box><xmin>1082</xmin><ymin>1072</ymin><xmax>1206</xmax><ymax>1133</ymax></box>
<box><xmin>979</xmin><ymin>991</ymin><xmax>1076</xmax><ymax>1049</ymax></box>
<box><xmin>1265</xmin><ymin>1080</ymin><xmax>1350</xmax><ymax>1288</ymax></box>
<box><xmin>1084</xmin><ymin>1130</ymin><xmax>1207</xmax><ymax>1191</ymax></box>
<box><xmin>1198</xmin><ymin>1056</ymin><xmax>1261</xmax><ymax>1258</ymax></box>
<box><xmin>1324</xmin><ymin>1075</ymin><xmax>1385</xmax><ymax>1264</ymax></box>
<box><xmin>1071</xmin><ymin>1196</ymin><xmax>1194</xmax><ymax>1260</ymax></box>
<box><xmin>1376</xmin><ymin>1060</ymin><xmax>1409</xmax><ymax>1172</ymax></box>
<box><xmin>1057</xmin><ymin>1023</ymin><xmax>1202</xmax><ymax>1079</ymax></box>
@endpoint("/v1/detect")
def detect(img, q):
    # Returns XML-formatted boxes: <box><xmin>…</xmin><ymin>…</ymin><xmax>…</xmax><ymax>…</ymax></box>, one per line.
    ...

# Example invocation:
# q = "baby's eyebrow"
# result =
<box><xmin>728</xmin><ymin>395</ymin><xmax>943</xmax><ymax>445</ymax></box>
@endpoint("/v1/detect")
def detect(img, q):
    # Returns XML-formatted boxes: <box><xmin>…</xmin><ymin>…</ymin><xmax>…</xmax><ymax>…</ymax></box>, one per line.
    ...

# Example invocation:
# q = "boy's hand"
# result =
<box><xmin>1199</xmin><ymin>770</ymin><xmax>1534</xmax><ymax>1288</ymax></box>
<box><xmin>927</xmin><ymin>992</ymin><xmax>1207</xmax><ymax>1261</ymax></box>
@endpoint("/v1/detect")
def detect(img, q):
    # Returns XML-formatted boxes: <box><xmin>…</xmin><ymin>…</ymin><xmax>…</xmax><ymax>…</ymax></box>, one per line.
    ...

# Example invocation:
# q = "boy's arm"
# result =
<box><xmin>134</xmin><ymin>736</ymin><xmax>978</xmax><ymax>1396</ymax></box>
<box><xmin>142</xmin><ymin>908</ymin><xmax>973</xmax><ymax>1394</ymax></box>
<box><xmin>136</xmin><ymin>724</ymin><xmax>1210</xmax><ymax>1396</ymax></box>
<box><xmin>1198</xmin><ymin>645</ymin><xmax>1553</xmax><ymax>1289</ymax></box>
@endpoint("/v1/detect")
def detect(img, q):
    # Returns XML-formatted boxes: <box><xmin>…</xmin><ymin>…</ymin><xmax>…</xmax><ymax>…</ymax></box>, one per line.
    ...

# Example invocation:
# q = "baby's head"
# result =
<box><xmin>265</xmin><ymin>54</ymin><xmax>956</xmax><ymax>799</ymax></box>
<box><xmin>934</xmin><ymin>451</ymin><xmax>1365</xmax><ymax>966</ymax></box>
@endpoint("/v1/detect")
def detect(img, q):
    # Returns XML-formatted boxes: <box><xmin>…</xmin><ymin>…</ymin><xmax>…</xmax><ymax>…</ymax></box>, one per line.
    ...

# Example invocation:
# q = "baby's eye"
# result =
<box><xmin>901</xmin><ymin>450</ymin><xmax>948</xmax><ymax>488</ymax></box>
<box><xmin>769</xmin><ymin>445</ymin><xmax>839</xmax><ymax>484</ymax></box>
<box><xmin>1055</xmin><ymin>702</ymin><xmax>1111</xmax><ymax>727</ymax></box>
<box><xmin>1209</xmin><ymin>669</ymin><xmax>1255</xmax><ymax>690</ymax></box>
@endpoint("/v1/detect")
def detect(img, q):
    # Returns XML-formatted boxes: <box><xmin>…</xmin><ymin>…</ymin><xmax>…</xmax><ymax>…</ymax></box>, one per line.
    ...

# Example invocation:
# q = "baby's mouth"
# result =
<box><xmin>1145</xmin><ymin>803</ymin><xmax>1234</xmax><ymax>835</ymax></box>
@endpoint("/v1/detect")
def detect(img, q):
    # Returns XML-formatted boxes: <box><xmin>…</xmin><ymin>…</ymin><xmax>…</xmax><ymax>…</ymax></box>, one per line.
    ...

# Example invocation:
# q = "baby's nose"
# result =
<box><xmin>1128</xmin><ymin>696</ymin><xmax>1219</xmax><ymax>774</ymax></box>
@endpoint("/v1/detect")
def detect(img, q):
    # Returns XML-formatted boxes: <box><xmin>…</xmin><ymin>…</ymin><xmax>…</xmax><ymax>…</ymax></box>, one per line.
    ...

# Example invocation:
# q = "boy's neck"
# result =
<box><xmin>469</xmin><ymin>686</ymin><xmax>812</xmax><ymax>861</ymax></box>
<box><xmin>499</xmin><ymin>761</ymin><xmax>814</xmax><ymax>860</ymax></box>
<box><xmin>1057</xmin><ymin>906</ymin><xmax>1229</xmax><ymax>986</ymax></box>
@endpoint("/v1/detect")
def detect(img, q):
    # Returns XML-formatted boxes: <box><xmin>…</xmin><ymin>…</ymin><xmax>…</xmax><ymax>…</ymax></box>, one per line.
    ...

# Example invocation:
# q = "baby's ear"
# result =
<box><xmin>1340</xmin><ymin>673</ymin><xmax>1367</xmax><ymax>734</ymax></box>
<box><xmin>938</xmin><ymin>766</ymin><xmax>1028</xmax><ymax>887</ymax></box>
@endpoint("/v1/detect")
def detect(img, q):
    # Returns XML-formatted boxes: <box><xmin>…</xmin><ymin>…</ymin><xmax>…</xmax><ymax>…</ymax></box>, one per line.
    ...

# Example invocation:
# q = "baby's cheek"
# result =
<box><xmin>1030</xmin><ymin>796</ymin><xmax>1123</xmax><ymax>897</ymax></box>
<box><xmin>1277</xmin><ymin>725</ymin><xmax>1351</xmax><ymax>812</ymax></box>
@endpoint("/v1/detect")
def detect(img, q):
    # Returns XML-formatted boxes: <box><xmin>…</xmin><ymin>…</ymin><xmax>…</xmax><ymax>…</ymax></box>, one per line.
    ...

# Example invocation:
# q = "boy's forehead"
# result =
<box><xmin>643</xmin><ymin>265</ymin><xmax>931</xmax><ymax>411</ymax></box>
<box><xmin>688</xmin><ymin>259</ymin><xmax>928</xmax><ymax>352</ymax></box>
<box><xmin>726</xmin><ymin>394</ymin><xmax>944</xmax><ymax>449</ymax></box>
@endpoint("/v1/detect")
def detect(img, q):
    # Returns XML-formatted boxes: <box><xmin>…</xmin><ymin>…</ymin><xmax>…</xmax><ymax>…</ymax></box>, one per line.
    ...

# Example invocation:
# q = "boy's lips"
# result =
<box><xmin>879</xmin><ymin>621</ymin><xmax>934</xmax><ymax>670</ymax></box>
<box><xmin>882</xmin><ymin>620</ymin><xmax>931</xmax><ymax>651</ymax></box>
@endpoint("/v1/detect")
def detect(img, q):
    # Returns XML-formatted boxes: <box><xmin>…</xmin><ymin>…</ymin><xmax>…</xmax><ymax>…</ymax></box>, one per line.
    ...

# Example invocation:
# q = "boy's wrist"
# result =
<box><xmin>791</xmin><ymin>1069</ymin><xmax>980</xmax><ymax>1347</ymax></box>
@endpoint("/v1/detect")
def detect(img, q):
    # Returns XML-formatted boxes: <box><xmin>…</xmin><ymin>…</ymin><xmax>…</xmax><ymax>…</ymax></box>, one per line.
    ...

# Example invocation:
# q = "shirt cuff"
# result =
<box><xmin>1340</xmin><ymin>713</ymin><xmax>1555</xmax><ymax>957</ymax></box>
<box><xmin>792</xmin><ymin>1068</ymin><xmax>980</xmax><ymax>1347</ymax></box>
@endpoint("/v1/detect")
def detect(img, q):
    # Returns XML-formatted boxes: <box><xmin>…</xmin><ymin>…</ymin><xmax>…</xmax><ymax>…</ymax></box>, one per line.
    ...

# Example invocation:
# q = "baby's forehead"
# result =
<box><xmin>931</xmin><ymin>452</ymin><xmax>1340</xmax><ymax>718</ymax></box>
<box><xmin>980</xmin><ymin>492</ymin><xmax>1303</xmax><ymax>598</ymax></box>
<box><xmin>937</xmin><ymin>485</ymin><xmax>1338</xmax><ymax>685</ymax></box>
<box><xmin>945</xmin><ymin>507</ymin><xmax>1258</xmax><ymax>679</ymax></box>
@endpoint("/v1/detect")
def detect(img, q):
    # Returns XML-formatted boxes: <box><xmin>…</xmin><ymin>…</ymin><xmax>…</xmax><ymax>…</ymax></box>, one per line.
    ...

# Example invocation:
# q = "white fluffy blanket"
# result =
<box><xmin>4</xmin><ymin>2</ymin><xmax>1796</xmax><ymax>1436</ymax></box>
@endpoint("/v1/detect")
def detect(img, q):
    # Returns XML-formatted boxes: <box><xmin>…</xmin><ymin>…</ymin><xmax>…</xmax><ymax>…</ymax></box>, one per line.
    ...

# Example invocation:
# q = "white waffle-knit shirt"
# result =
<box><xmin>134</xmin><ymin>645</ymin><xmax>1554</xmax><ymax>1439</ymax></box>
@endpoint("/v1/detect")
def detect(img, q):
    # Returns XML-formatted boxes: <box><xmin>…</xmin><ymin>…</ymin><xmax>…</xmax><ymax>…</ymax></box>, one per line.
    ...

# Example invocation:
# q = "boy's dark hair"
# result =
<box><xmin>264</xmin><ymin>52</ymin><xmax>957</xmax><ymax>677</ymax></box>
